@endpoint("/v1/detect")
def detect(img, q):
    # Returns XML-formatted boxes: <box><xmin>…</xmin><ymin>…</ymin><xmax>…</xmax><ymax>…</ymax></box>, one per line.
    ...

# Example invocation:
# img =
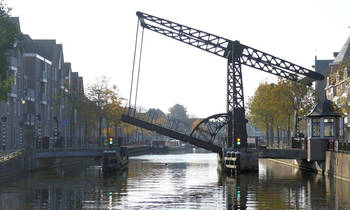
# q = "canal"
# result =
<box><xmin>0</xmin><ymin>152</ymin><xmax>350</xmax><ymax>209</ymax></box>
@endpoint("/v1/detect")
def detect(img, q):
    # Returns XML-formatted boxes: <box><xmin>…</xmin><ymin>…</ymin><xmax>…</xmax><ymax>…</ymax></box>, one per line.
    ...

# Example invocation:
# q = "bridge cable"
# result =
<box><xmin>128</xmin><ymin>18</ymin><xmax>140</xmax><ymax>114</ymax></box>
<box><xmin>133</xmin><ymin>28</ymin><xmax>145</xmax><ymax>113</ymax></box>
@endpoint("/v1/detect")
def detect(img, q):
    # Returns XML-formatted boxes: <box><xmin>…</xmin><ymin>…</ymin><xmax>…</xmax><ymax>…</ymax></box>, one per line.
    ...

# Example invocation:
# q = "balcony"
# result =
<box><xmin>24</xmin><ymin>88</ymin><xmax>35</xmax><ymax>102</ymax></box>
<box><xmin>40</xmin><ymin>94</ymin><xmax>47</xmax><ymax>104</ymax></box>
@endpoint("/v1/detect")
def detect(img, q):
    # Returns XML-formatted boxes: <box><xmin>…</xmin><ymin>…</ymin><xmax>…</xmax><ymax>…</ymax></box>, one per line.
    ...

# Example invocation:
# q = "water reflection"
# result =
<box><xmin>0</xmin><ymin>154</ymin><xmax>350</xmax><ymax>209</ymax></box>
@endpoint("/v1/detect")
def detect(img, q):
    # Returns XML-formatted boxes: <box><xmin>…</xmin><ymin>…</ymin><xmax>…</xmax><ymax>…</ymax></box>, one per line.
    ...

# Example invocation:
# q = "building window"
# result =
<box><xmin>312</xmin><ymin>118</ymin><xmax>320</xmax><ymax>137</ymax></box>
<box><xmin>324</xmin><ymin>118</ymin><xmax>335</xmax><ymax>137</ymax></box>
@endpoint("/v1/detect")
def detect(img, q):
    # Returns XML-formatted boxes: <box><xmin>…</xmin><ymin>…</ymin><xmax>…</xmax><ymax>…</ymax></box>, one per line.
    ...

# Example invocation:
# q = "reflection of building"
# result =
<box><xmin>0</xmin><ymin>17</ymin><xmax>87</xmax><ymax>150</ymax></box>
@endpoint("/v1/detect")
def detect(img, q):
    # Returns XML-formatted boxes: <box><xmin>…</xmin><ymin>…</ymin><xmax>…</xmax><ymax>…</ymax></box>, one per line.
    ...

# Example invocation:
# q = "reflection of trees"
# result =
<box><xmin>218</xmin><ymin>159</ymin><xmax>350</xmax><ymax>209</ymax></box>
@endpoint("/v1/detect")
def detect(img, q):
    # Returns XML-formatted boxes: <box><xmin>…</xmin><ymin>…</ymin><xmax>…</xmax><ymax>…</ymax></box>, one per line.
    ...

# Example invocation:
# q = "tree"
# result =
<box><xmin>80</xmin><ymin>95</ymin><xmax>99</xmax><ymax>143</ymax></box>
<box><xmin>191</xmin><ymin>119</ymin><xmax>202</xmax><ymax>131</ymax></box>
<box><xmin>247</xmin><ymin>82</ymin><xmax>276</xmax><ymax>146</ymax></box>
<box><xmin>168</xmin><ymin>103</ymin><xmax>189</xmax><ymax>122</ymax></box>
<box><xmin>86</xmin><ymin>76</ymin><xmax>110</xmax><ymax>145</ymax></box>
<box><xmin>247</xmin><ymin>79</ymin><xmax>317</xmax><ymax>146</ymax></box>
<box><xmin>120</xmin><ymin>123</ymin><xmax>136</xmax><ymax>145</ymax></box>
<box><xmin>87</xmin><ymin>76</ymin><xmax>126</xmax><ymax>145</ymax></box>
<box><xmin>0</xmin><ymin>1</ymin><xmax>21</xmax><ymax>101</ymax></box>
<box><xmin>104</xmin><ymin>85</ymin><xmax>124</xmax><ymax>140</ymax></box>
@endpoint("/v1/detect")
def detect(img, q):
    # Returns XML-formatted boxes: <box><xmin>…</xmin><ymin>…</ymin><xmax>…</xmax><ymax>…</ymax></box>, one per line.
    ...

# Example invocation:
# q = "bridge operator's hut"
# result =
<box><xmin>306</xmin><ymin>99</ymin><xmax>342</xmax><ymax>161</ymax></box>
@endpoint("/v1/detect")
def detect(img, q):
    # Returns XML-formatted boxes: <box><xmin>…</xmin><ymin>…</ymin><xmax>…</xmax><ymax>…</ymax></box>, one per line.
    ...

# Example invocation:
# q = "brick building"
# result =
<box><xmin>325</xmin><ymin>35</ymin><xmax>350</xmax><ymax>139</ymax></box>
<box><xmin>0</xmin><ymin>18</ymin><xmax>87</xmax><ymax>151</ymax></box>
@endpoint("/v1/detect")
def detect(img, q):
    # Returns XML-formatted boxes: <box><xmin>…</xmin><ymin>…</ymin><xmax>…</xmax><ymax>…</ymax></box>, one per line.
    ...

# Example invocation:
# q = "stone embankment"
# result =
<box><xmin>270</xmin><ymin>151</ymin><xmax>350</xmax><ymax>182</ymax></box>
<box><xmin>0</xmin><ymin>145</ymin><xmax>152</xmax><ymax>178</ymax></box>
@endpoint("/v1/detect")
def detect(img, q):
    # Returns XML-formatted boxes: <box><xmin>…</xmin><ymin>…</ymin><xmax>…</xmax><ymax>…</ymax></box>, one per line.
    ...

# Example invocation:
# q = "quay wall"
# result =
<box><xmin>0</xmin><ymin>145</ymin><xmax>152</xmax><ymax>178</ymax></box>
<box><xmin>268</xmin><ymin>151</ymin><xmax>350</xmax><ymax>182</ymax></box>
<box><xmin>124</xmin><ymin>145</ymin><xmax>151</xmax><ymax>156</ymax></box>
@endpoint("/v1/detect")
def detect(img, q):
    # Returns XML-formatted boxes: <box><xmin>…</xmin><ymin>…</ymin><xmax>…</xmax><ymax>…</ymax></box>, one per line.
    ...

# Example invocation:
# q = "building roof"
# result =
<box><xmin>332</xmin><ymin>35</ymin><xmax>350</xmax><ymax>65</ymax></box>
<box><xmin>307</xmin><ymin>99</ymin><xmax>341</xmax><ymax>117</ymax></box>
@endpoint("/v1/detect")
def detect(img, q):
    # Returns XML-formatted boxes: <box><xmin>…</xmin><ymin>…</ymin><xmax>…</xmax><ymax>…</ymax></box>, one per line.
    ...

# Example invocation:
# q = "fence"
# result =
<box><xmin>252</xmin><ymin>136</ymin><xmax>297</xmax><ymax>149</ymax></box>
<box><xmin>328</xmin><ymin>139</ymin><xmax>350</xmax><ymax>153</ymax></box>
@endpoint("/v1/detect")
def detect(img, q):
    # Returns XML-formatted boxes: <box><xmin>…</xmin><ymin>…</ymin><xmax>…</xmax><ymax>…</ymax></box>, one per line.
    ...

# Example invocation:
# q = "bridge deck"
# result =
<box><xmin>258</xmin><ymin>148</ymin><xmax>306</xmax><ymax>160</ymax></box>
<box><xmin>122</xmin><ymin>114</ymin><xmax>222</xmax><ymax>154</ymax></box>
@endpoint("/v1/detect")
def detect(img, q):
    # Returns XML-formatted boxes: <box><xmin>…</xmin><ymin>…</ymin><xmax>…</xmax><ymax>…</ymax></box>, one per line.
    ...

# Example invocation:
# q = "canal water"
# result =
<box><xmin>0</xmin><ymin>152</ymin><xmax>350</xmax><ymax>209</ymax></box>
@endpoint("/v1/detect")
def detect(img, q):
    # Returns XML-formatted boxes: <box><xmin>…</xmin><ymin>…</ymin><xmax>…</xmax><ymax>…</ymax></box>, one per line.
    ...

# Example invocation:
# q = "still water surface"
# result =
<box><xmin>0</xmin><ymin>153</ymin><xmax>350</xmax><ymax>209</ymax></box>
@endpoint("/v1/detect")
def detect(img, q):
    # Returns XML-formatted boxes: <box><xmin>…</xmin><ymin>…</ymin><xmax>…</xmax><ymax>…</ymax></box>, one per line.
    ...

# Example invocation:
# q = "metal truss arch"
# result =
<box><xmin>190</xmin><ymin>113</ymin><xmax>231</xmax><ymax>145</ymax></box>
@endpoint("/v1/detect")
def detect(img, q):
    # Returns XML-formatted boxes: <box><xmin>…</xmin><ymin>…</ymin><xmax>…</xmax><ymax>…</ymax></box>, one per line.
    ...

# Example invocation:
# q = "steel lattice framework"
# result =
<box><xmin>190</xmin><ymin>113</ymin><xmax>230</xmax><ymax>145</ymax></box>
<box><xmin>136</xmin><ymin>11</ymin><xmax>324</xmax><ymax>149</ymax></box>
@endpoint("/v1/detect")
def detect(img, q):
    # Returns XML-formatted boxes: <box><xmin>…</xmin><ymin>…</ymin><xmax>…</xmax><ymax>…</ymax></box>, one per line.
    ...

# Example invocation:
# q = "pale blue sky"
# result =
<box><xmin>6</xmin><ymin>0</ymin><xmax>350</xmax><ymax>117</ymax></box>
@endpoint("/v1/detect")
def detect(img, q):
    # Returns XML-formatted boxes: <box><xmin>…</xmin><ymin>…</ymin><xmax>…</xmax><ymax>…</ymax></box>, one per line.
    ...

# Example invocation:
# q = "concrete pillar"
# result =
<box><xmin>239</xmin><ymin>149</ymin><xmax>259</xmax><ymax>172</ymax></box>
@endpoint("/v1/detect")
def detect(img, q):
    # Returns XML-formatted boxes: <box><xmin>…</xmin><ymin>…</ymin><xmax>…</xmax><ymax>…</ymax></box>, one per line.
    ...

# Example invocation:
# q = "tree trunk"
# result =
<box><xmin>271</xmin><ymin>118</ymin><xmax>274</xmax><ymax>147</ymax></box>
<box><xmin>277</xmin><ymin>125</ymin><xmax>280</xmax><ymax>148</ymax></box>
<box><xmin>106</xmin><ymin>121</ymin><xmax>110</xmax><ymax>137</ymax></box>
<box><xmin>287</xmin><ymin>115</ymin><xmax>291</xmax><ymax>146</ymax></box>
<box><xmin>114</xmin><ymin>124</ymin><xmax>119</xmax><ymax>146</ymax></box>
<box><xmin>265</xmin><ymin>121</ymin><xmax>269</xmax><ymax>147</ymax></box>
<box><xmin>99</xmin><ymin>117</ymin><xmax>102</xmax><ymax>146</ymax></box>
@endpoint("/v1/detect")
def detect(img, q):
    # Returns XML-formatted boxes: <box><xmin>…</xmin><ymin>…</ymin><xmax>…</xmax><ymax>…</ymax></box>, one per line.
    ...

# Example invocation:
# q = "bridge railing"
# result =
<box><xmin>253</xmin><ymin>136</ymin><xmax>304</xmax><ymax>150</ymax></box>
<box><xmin>126</xmin><ymin>105</ymin><xmax>191</xmax><ymax>134</ymax></box>
<box><xmin>328</xmin><ymin>139</ymin><xmax>350</xmax><ymax>153</ymax></box>
<box><xmin>125</xmin><ymin>105</ymin><xmax>226</xmax><ymax>146</ymax></box>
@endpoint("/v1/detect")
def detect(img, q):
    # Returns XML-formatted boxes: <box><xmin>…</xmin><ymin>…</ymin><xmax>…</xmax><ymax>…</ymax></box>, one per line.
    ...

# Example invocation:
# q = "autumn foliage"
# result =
<box><xmin>247</xmin><ymin>79</ymin><xmax>317</xmax><ymax>146</ymax></box>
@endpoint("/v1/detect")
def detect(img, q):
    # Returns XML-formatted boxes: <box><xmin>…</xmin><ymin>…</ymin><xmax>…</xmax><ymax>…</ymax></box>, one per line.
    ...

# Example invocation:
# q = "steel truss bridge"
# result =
<box><xmin>121</xmin><ymin>11</ymin><xmax>323</xmax><ymax>158</ymax></box>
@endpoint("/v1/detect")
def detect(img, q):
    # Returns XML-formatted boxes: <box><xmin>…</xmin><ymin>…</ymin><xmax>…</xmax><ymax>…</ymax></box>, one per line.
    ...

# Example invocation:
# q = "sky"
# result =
<box><xmin>6</xmin><ymin>0</ymin><xmax>350</xmax><ymax>118</ymax></box>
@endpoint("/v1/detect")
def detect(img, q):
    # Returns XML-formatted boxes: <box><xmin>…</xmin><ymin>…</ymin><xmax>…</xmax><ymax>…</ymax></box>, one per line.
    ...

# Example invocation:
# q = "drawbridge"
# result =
<box><xmin>122</xmin><ymin>11</ymin><xmax>324</xmax><ymax>172</ymax></box>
